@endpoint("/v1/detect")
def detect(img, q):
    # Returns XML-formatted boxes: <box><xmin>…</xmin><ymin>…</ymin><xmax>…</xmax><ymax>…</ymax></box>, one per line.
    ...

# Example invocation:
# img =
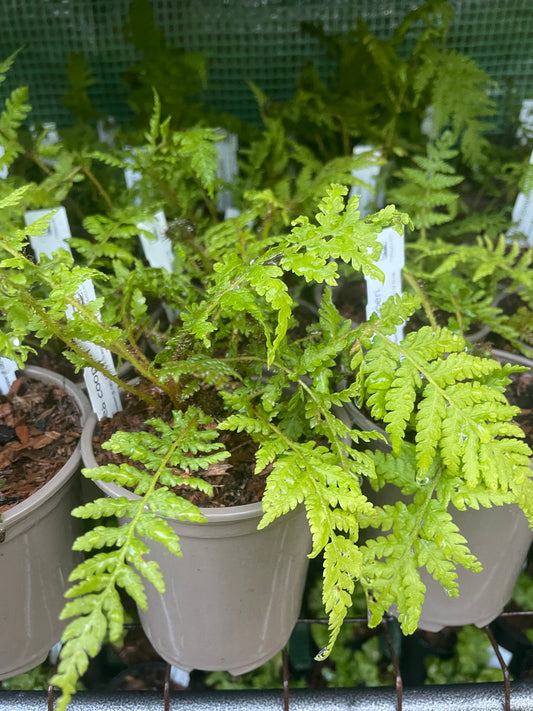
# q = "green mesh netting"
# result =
<box><xmin>0</xmin><ymin>0</ymin><xmax>531</xmax><ymax>127</ymax></box>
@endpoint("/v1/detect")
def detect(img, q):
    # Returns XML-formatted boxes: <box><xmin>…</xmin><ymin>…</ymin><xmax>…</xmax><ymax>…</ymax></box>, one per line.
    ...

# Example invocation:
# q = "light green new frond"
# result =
<box><xmin>147</xmin><ymin>488</ymin><xmax>209</xmax><ymax>523</ymax></box>
<box><xmin>512</xmin><ymin>477</ymin><xmax>533</xmax><ymax>528</ymax></box>
<box><xmin>254</xmin><ymin>437</ymin><xmax>288</xmax><ymax>473</ymax></box>
<box><xmin>247</xmin><ymin>260</ymin><xmax>293</xmax><ymax>360</ymax></box>
<box><xmin>284</xmin><ymin>184</ymin><xmax>410</xmax><ymax>284</ymax></box>
<box><xmin>317</xmin><ymin>535</ymin><xmax>363</xmax><ymax>659</ymax></box>
<box><xmin>259</xmin><ymin>451</ymin><xmax>311</xmax><ymax>527</ymax></box>
<box><xmin>72</xmin><ymin>496</ymin><xmax>140</xmax><ymax>520</ymax></box>
<box><xmin>362</xmin><ymin>534</ymin><xmax>426</xmax><ymax>634</ymax></box>
<box><xmin>419</xmin><ymin>500</ymin><xmax>481</xmax><ymax>575</ymax></box>
<box><xmin>135</xmin><ymin>513</ymin><xmax>182</xmax><ymax>557</ymax></box>
<box><xmin>0</xmin><ymin>184</ymin><xmax>30</xmax><ymax>210</ymax></box>
<box><xmin>177</xmin><ymin>127</ymin><xmax>220</xmax><ymax>197</ymax></box>
<box><xmin>370</xmin><ymin>443</ymin><xmax>418</xmax><ymax>494</ymax></box>
<box><xmin>73</xmin><ymin>525</ymin><xmax>131</xmax><ymax>552</ymax></box>
<box><xmin>0</xmin><ymin>51</ymin><xmax>20</xmax><ymax>85</ymax></box>
<box><xmin>415</xmin><ymin>383</ymin><xmax>445</xmax><ymax>475</ymax></box>
<box><xmin>383</xmin><ymin>357</ymin><xmax>421</xmax><ymax>450</ymax></box>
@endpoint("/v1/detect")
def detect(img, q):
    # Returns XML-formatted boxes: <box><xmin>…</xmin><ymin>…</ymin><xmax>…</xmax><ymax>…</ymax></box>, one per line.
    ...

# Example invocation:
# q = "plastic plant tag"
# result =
<box><xmin>124</xmin><ymin>164</ymin><xmax>142</xmax><ymax>195</ymax></box>
<box><xmin>97</xmin><ymin>116</ymin><xmax>116</xmax><ymax>147</ymax></box>
<box><xmin>24</xmin><ymin>207</ymin><xmax>72</xmax><ymax>259</ymax></box>
<box><xmin>137</xmin><ymin>209</ymin><xmax>174</xmax><ymax>272</ymax></box>
<box><xmin>365</xmin><ymin>226</ymin><xmax>405</xmax><ymax>343</ymax></box>
<box><xmin>508</xmin><ymin>149</ymin><xmax>533</xmax><ymax>244</ymax></box>
<box><xmin>31</xmin><ymin>122</ymin><xmax>60</xmax><ymax>167</ymax></box>
<box><xmin>224</xmin><ymin>206</ymin><xmax>241</xmax><ymax>220</ymax></box>
<box><xmin>24</xmin><ymin>209</ymin><xmax>122</xmax><ymax>419</ymax></box>
<box><xmin>517</xmin><ymin>99</ymin><xmax>533</xmax><ymax>146</ymax></box>
<box><xmin>421</xmin><ymin>105</ymin><xmax>435</xmax><ymax>139</ymax></box>
<box><xmin>0</xmin><ymin>357</ymin><xmax>18</xmax><ymax>395</ymax></box>
<box><xmin>69</xmin><ymin>280</ymin><xmax>123</xmax><ymax>420</ymax></box>
<box><xmin>215</xmin><ymin>129</ymin><xmax>238</xmax><ymax>213</ymax></box>
<box><xmin>123</xmin><ymin>151</ymin><xmax>175</xmax><ymax>272</ymax></box>
<box><xmin>349</xmin><ymin>145</ymin><xmax>384</xmax><ymax>217</ymax></box>
<box><xmin>0</xmin><ymin>144</ymin><xmax>7</xmax><ymax>179</ymax></box>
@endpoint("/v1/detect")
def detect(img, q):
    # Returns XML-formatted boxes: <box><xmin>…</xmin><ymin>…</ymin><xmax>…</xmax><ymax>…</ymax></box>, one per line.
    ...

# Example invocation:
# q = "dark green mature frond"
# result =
<box><xmin>405</xmin><ymin>235</ymin><xmax>533</xmax><ymax>354</ymax></box>
<box><xmin>0</xmin><ymin>84</ymin><xmax>31</xmax><ymax>169</ymax></box>
<box><xmin>414</xmin><ymin>46</ymin><xmax>496</xmax><ymax>167</ymax></box>
<box><xmin>389</xmin><ymin>132</ymin><xmax>463</xmax><ymax>231</ymax></box>
<box><xmin>63</xmin><ymin>52</ymin><xmax>101</xmax><ymax>123</ymax></box>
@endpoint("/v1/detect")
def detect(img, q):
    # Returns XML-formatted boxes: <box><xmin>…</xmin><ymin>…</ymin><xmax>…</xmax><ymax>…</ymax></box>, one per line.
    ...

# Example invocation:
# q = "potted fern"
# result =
<box><xmin>0</xmin><ymin>364</ymin><xmax>91</xmax><ymax>681</ymax></box>
<box><xmin>2</xmin><ymin>43</ymin><xmax>533</xmax><ymax>709</ymax></box>
<box><xmin>3</xmin><ymin>170</ymin><xmax>533</xmax><ymax>709</ymax></box>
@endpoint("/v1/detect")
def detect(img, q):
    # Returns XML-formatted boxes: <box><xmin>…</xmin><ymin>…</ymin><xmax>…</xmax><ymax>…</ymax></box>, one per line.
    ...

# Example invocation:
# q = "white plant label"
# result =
<box><xmin>24</xmin><ymin>208</ymin><xmax>122</xmax><ymax>419</ymax></box>
<box><xmin>420</xmin><ymin>105</ymin><xmax>435</xmax><ymax>140</ymax></box>
<box><xmin>349</xmin><ymin>145</ymin><xmax>384</xmax><ymax>217</ymax></box>
<box><xmin>0</xmin><ymin>357</ymin><xmax>18</xmax><ymax>394</ymax></box>
<box><xmin>123</xmin><ymin>151</ymin><xmax>175</xmax><ymax>270</ymax></box>
<box><xmin>30</xmin><ymin>122</ymin><xmax>60</xmax><ymax>167</ymax></box>
<box><xmin>70</xmin><ymin>280</ymin><xmax>123</xmax><ymax>420</ymax></box>
<box><xmin>124</xmin><ymin>165</ymin><xmax>142</xmax><ymax>196</ymax></box>
<box><xmin>215</xmin><ymin>129</ymin><xmax>238</xmax><ymax>214</ymax></box>
<box><xmin>0</xmin><ymin>144</ymin><xmax>7</xmax><ymax>179</ymax></box>
<box><xmin>509</xmin><ymin>149</ymin><xmax>533</xmax><ymax>244</ymax></box>
<box><xmin>224</xmin><ymin>206</ymin><xmax>241</xmax><ymax>220</ymax></box>
<box><xmin>24</xmin><ymin>207</ymin><xmax>72</xmax><ymax>259</ymax></box>
<box><xmin>517</xmin><ymin>99</ymin><xmax>533</xmax><ymax>145</ymax></box>
<box><xmin>365</xmin><ymin>226</ymin><xmax>405</xmax><ymax>343</ymax></box>
<box><xmin>97</xmin><ymin>116</ymin><xmax>116</xmax><ymax>147</ymax></box>
<box><xmin>137</xmin><ymin>209</ymin><xmax>174</xmax><ymax>272</ymax></box>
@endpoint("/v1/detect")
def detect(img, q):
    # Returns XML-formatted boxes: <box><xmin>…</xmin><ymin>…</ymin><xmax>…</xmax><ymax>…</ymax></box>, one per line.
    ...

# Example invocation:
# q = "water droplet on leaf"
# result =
<box><xmin>315</xmin><ymin>646</ymin><xmax>330</xmax><ymax>662</ymax></box>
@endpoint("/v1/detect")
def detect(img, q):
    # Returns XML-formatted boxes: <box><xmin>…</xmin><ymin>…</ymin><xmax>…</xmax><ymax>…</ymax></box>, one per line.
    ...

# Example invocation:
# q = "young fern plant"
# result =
<box><xmin>11</xmin><ymin>183</ymin><xmax>402</xmax><ymax>708</ymax></box>
<box><xmin>405</xmin><ymin>234</ymin><xmax>533</xmax><ymax>355</ymax></box>
<box><xmin>387</xmin><ymin>131</ymin><xmax>464</xmax><ymax>239</ymax></box>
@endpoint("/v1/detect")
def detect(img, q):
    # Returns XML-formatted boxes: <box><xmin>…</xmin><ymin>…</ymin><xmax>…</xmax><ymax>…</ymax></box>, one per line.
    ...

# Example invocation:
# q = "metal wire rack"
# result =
<box><xmin>2</xmin><ymin>611</ymin><xmax>533</xmax><ymax>711</ymax></box>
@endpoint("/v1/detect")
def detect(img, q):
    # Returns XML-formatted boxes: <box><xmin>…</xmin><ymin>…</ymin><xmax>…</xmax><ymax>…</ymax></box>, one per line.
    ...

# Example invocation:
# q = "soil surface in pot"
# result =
<box><xmin>0</xmin><ymin>376</ymin><xmax>82</xmax><ymax>514</ymax></box>
<box><xmin>92</xmin><ymin>384</ymin><xmax>269</xmax><ymax>508</ymax></box>
<box><xmin>504</xmin><ymin>364</ymin><xmax>533</xmax><ymax>445</ymax></box>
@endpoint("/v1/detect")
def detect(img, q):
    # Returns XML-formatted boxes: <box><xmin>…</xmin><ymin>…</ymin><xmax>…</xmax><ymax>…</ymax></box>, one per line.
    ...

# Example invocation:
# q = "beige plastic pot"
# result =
<box><xmin>0</xmin><ymin>366</ymin><xmax>91</xmax><ymax>680</ymax></box>
<box><xmin>81</xmin><ymin>414</ymin><xmax>312</xmax><ymax>674</ymax></box>
<box><xmin>343</xmin><ymin>348</ymin><xmax>533</xmax><ymax>632</ymax></box>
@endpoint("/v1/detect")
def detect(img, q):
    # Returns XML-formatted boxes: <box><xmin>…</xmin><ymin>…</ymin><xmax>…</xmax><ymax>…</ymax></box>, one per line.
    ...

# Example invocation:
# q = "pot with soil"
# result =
<box><xmin>81</xmin><ymin>400</ymin><xmax>311</xmax><ymax>674</ymax></box>
<box><xmin>343</xmin><ymin>348</ymin><xmax>533</xmax><ymax>634</ymax></box>
<box><xmin>0</xmin><ymin>366</ymin><xmax>91</xmax><ymax>680</ymax></box>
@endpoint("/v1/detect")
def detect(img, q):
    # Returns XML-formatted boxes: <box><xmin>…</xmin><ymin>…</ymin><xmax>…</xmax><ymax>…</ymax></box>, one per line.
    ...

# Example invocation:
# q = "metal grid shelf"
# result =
<box><xmin>2</xmin><ymin>611</ymin><xmax>533</xmax><ymax>711</ymax></box>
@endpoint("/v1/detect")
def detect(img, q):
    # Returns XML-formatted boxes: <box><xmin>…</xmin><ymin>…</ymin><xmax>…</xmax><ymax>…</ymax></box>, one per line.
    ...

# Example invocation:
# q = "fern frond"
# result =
<box><xmin>51</xmin><ymin>408</ymin><xmax>222</xmax><ymax>709</ymax></box>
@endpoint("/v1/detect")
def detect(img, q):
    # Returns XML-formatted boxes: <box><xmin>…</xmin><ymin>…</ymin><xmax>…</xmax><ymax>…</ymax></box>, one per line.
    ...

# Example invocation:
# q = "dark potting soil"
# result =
<box><xmin>92</xmin><ymin>384</ymin><xmax>269</xmax><ymax>508</ymax></box>
<box><xmin>505</xmin><ymin>365</ymin><xmax>533</xmax><ymax>446</ymax></box>
<box><xmin>0</xmin><ymin>376</ymin><xmax>82</xmax><ymax>514</ymax></box>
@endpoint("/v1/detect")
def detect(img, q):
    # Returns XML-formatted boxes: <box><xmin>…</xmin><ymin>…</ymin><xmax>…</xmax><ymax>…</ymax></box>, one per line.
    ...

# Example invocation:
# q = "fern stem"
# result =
<box><xmin>403</xmin><ymin>269</ymin><xmax>438</xmax><ymax>330</ymax></box>
<box><xmin>449</xmin><ymin>292</ymin><xmax>464</xmax><ymax>334</ymax></box>
<box><xmin>81</xmin><ymin>164</ymin><xmax>114</xmax><ymax>212</ymax></box>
